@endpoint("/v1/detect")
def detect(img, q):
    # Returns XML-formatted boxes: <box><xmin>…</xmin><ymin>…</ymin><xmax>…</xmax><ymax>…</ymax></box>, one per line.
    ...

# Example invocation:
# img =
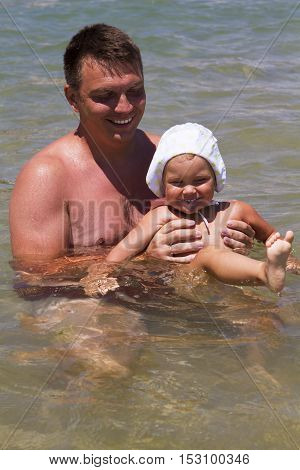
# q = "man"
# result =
<box><xmin>9</xmin><ymin>24</ymin><xmax>254</xmax><ymax>265</ymax></box>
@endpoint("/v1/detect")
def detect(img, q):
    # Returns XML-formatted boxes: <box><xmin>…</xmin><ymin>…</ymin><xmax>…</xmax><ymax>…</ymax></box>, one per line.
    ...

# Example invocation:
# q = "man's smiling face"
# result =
<box><xmin>73</xmin><ymin>58</ymin><xmax>146</xmax><ymax>145</ymax></box>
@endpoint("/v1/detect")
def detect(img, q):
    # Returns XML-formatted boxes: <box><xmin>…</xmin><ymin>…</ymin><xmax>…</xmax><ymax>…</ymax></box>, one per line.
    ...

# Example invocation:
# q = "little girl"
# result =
<box><xmin>106</xmin><ymin>123</ymin><xmax>294</xmax><ymax>293</ymax></box>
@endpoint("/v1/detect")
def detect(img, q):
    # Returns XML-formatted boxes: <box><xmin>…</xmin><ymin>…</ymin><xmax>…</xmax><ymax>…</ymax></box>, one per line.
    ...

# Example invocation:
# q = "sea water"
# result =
<box><xmin>0</xmin><ymin>0</ymin><xmax>299</xmax><ymax>449</ymax></box>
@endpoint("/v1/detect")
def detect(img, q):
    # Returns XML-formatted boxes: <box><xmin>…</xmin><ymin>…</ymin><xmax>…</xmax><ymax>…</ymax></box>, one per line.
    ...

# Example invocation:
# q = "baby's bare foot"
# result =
<box><xmin>265</xmin><ymin>231</ymin><xmax>294</xmax><ymax>292</ymax></box>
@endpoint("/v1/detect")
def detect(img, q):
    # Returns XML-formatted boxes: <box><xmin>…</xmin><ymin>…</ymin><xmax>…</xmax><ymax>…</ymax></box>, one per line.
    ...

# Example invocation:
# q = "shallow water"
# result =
<box><xmin>1</xmin><ymin>0</ymin><xmax>300</xmax><ymax>449</ymax></box>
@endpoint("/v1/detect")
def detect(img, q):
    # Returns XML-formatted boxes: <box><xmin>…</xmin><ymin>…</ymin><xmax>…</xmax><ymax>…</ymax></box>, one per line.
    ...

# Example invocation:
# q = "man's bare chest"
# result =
<box><xmin>66</xmin><ymin>176</ymin><xmax>145</xmax><ymax>247</ymax></box>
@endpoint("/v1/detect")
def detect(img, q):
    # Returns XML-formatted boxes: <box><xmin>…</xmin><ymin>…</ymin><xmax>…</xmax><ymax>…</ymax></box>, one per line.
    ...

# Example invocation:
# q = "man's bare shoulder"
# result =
<box><xmin>16</xmin><ymin>132</ymin><xmax>83</xmax><ymax>182</ymax></box>
<box><xmin>30</xmin><ymin>132</ymin><xmax>82</xmax><ymax>164</ymax></box>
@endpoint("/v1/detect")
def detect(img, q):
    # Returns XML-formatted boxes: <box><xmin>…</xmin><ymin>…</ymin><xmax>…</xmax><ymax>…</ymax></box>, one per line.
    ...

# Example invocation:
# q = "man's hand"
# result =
<box><xmin>145</xmin><ymin>219</ymin><xmax>203</xmax><ymax>263</ymax></box>
<box><xmin>221</xmin><ymin>219</ymin><xmax>255</xmax><ymax>254</ymax></box>
<box><xmin>146</xmin><ymin>218</ymin><xmax>255</xmax><ymax>263</ymax></box>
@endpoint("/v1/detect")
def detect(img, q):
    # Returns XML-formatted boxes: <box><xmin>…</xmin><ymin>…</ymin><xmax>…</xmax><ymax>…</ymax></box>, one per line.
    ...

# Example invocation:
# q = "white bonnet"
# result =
<box><xmin>146</xmin><ymin>123</ymin><xmax>226</xmax><ymax>197</ymax></box>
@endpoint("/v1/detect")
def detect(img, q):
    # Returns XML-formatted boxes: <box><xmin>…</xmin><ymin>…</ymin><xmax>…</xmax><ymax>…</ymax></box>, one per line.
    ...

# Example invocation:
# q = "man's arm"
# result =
<box><xmin>106</xmin><ymin>206</ymin><xmax>177</xmax><ymax>263</ymax></box>
<box><xmin>9</xmin><ymin>157</ymin><xmax>70</xmax><ymax>264</ymax></box>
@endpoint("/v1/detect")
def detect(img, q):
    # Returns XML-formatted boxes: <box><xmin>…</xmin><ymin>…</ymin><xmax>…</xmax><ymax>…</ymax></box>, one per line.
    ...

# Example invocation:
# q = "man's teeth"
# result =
<box><xmin>112</xmin><ymin>117</ymin><xmax>133</xmax><ymax>125</ymax></box>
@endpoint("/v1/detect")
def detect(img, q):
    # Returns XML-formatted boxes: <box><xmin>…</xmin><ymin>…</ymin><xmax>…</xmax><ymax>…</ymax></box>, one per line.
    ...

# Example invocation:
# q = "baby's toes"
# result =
<box><xmin>284</xmin><ymin>230</ymin><xmax>294</xmax><ymax>244</ymax></box>
<box><xmin>266</xmin><ymin>232</ymin><xmax>281</xmax><ymax>247</ymax></box>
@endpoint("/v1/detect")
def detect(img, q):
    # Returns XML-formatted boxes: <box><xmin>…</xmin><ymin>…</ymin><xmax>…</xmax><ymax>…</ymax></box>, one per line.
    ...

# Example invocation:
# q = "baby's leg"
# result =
<box><xmin>188</xmin><ymin>246</ymin><xmax>266</xmax><ymax>286</ymax></box>
<box><xmin>187</xmin><ymin>231</ymin><xmax>293</xmax><ymax>292</ymax></box>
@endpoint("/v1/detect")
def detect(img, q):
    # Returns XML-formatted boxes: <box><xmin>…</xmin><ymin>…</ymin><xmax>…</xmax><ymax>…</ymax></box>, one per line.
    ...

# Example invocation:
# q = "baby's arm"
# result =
<box><xmin>229</xmin><ymin>200</ymin><xmax>276</xmax><ymax>243</ymax></box>
<box><xmin>106</xmin><ymin>206</ymin><xmax>177</xmax><ymax>263</ymax></box>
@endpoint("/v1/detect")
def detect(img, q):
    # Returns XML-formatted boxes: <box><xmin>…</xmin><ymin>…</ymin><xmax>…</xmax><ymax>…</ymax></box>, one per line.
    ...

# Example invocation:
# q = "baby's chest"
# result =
<box><xmin>197</xmin><ymin>210</ymin><xmax>232</xmax><ymax>248</ymax></box>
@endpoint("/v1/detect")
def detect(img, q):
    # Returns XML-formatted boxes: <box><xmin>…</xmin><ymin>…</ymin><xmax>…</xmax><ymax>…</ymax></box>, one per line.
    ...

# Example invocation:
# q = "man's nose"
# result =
<box><xmin>114</xmin><ymin>93</ymin><xmax>133</xmax><ymax>113</ymax></box>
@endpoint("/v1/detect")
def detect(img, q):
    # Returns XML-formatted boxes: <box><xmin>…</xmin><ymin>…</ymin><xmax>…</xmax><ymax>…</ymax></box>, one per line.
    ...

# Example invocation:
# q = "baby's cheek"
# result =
<box><xmin>165</xmin><ymin>187</ymin><xmax>174</xmax><ymax>200</ymax></box>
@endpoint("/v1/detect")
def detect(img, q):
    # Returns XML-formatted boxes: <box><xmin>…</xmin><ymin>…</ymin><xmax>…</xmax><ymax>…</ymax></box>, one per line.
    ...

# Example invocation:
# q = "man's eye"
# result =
<box><xmin>170</xmin><ymin>181</ymin><xmax>182</xmax><ymax>187</ymax></box>
<box><xmin>92</xmin><ymin>93</ymin><xmax>114</xmax><ymax>103</ymax></box>
<box><xmin>127</xmin><ymin>87</ymin><xmax>145</xmax><ymax>97</ymax></box>
<box><xmin>194</xmin><ymin>179</ymin><xmax>206</xmax><ymax>184</ymax></box>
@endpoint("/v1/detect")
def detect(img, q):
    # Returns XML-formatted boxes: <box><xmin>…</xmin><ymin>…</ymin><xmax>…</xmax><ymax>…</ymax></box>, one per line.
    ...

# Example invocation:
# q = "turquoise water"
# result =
<box><xmin>1</xmin><ymin>0</ymin><xmax>300</xmax><ymax>449</ymax></box>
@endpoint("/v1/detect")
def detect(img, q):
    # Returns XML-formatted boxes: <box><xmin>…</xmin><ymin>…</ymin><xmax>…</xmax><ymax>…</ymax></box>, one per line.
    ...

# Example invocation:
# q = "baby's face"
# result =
<box><xmin>164</xmin><ymin>154</ymin><xmax>215</xmax><ymax>214</ymax></box>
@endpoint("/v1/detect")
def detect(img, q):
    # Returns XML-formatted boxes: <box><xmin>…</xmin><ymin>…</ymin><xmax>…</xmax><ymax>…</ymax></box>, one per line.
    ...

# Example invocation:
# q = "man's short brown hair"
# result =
<box><xmin>64</xmin><ymin>23</ymin><xmax>143</xmax><ymax>90</ymax></box>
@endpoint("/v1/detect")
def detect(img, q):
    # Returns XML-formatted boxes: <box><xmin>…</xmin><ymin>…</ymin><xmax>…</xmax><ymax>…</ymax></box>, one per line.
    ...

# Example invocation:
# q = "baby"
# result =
<box><xmin>107</xmin><ymin>123</ymin><xmax>294</xmax><ymax>293</ymax></box>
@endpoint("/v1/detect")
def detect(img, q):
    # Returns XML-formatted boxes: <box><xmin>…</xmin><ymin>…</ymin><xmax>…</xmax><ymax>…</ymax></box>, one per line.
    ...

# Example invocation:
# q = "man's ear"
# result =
<box><xmin>64</xmin><ymin>84</ymin><xmax>80</xmax><ymax>113</ymax></box>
